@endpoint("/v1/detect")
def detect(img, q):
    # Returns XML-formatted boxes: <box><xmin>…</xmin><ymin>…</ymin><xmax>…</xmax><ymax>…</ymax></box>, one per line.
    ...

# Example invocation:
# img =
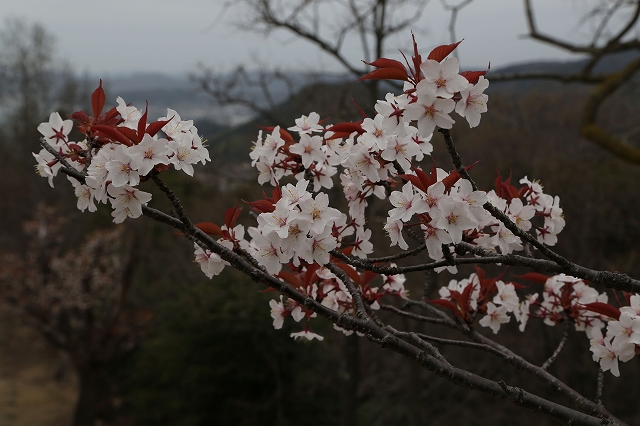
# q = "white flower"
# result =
<box><xmin>388</xmin><ymin>183</ymin><xmax>429</xmax><ymax>222</ymax></box>
<box><xmin>116</xmin><ymin>97</ymin><xmax>142</xmax><ymax>129</ymax></box>
<box><xmin>432</xmin><ymin>198</ymin><xmax>477</xmax><ymax>244</ymax></box>
<box><xmin>384</xmin><ymin>218</ymin><xmax>409</xmax><ymax>250</ymax></box>
<box><xmin>194</xmin><ymin>242</ymin><xmax>229</xmax><ymax>278</ymax></box>
<box><xmin>289</xmin><ymin>134</ymin><xmax>325</xmax><ymax>168</ymax></box>
<box><xmin>105</xmin><ymin>145</ymin><xmax>143</xmax><ymax>187</ymax></box>
<box><xmin>288</xmin><ymin>112</ymin><xmax>323</xmax><ymax>134</ymax></box>
<box><xmin>299</xmin><ymin>192</ymin><xmax>342</xmax><ymax>235</ymax></box>
<box><xmin>360</xmin><ymin>114</ymin><xmax>391</xmax><ymax>150</ymax></box>
<box><xmin>107</xmin><ymin>185</ymin><xmax>152</xmax><ymax>223</ymax></box>
<box><xmin>479</xmin><ymin>302</ymin><xmax>510</xmax><ymax>334</ymax></box>
<box><xmin>455</xmin><ymin>76</ymin><xmax>489</xmax><ymax>127</ymax></box>
<box><xmin>37</xmin><ymin>112</ymin><xmax>73</xmax><ymax>146</ymax></box>
<box><xmin>290</xmin><ymin>330</ymin><xmax>324</xmax><ymax>341</ymax></box>
<box><xmin>419</xmin><ymin>57</ymin><xmax>470</xmax><ymax>99</ymax></box>
<box><xmin>404</xmin><ymin>86</ymin><xmax>455</xmax><ymax>137</ymax></box>
<box><xmin>160</xmin><ymin>108</ymin><xmax>193</xmax><ymax>138</ymax></box>
<box><xmin>129</xmin><ymin>134</ymin><xmax>171</xmax><ymax>176</ymax></box>
<box><xmin>269</xmin><ymin>296</ymin><xmax>287</xmax><ymax>329</ymax></box>
<box><xmin>68</xmin><ymin>176</ymin><xmax>97</xmax><ymax>213</ymax></box>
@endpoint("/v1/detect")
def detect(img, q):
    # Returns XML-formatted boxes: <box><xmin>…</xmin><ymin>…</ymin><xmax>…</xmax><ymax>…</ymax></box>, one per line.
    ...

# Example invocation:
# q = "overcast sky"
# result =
<box><xmin>0</xmin><ymin>0</ymin><xmax>612</xmax><ymax>78</ymax></box>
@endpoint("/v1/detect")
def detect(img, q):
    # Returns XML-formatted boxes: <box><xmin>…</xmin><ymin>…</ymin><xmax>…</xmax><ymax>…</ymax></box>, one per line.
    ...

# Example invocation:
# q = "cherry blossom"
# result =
<box><xmin>479</xmin><ymin>302</ymin><xmax>511</xmax><ymax>334</ymax></box>
<box><xmin>38</xmin><ymin>112</ymin><xmax>74</xmax><ymax>148</ymax></box>
<box><xmin>420</xmin><ymin>57</ymin><xmax>469</xmax><ymax>99</ymax></box>
<box><xmin>403</xmin><ymin>87</ymin><xmax>455</xmax><ymax>137</ymax></box>
<box><xmin>455</xmin><ymin>76</ymin><xmax>489</xmax><ymax>128</ymax></box>
<box><xmin>288</xmin><ymin>112</ymin><xmax>323</xmax><ymax>134</ymax></box>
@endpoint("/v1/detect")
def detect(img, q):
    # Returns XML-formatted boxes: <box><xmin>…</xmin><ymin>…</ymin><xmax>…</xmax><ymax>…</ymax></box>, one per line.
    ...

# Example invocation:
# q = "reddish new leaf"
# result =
<box><xmin>460</xmin><ymin>70</ymin><xmax>488</xmax><ymax>84</ymax></box>
<box><xmin>398</xmin><ymin>173</ymin><xmax>424</xmax><ymax>192</ymax></box>
<box><xmin>336</xmin><ymin>262</ymin><xmax>361</xmax><ymax>286</ymax></box>
<box><xmin>304</xmin><ymin>263</ymin><xmax>321</xmax><ymax>286</ymax></box>
<box><xmin>357</xmin><ymin>68</ymin><xmax>409</xmax><ymax>82</ymax></box>
<box><xmin>71</xmin><ymin>110</ymin><xmax>89</xmax><ymax>123</ymax></box>
<box><xmin>427</xmin><ymin>40</ymin><xmax>463</xmax><ymax>62</ymax></box>
<box><xmin>277</xmin><ymin>271</ymin><xmax>302</xmax><ymax>288</ymax></box>
<box><xmin>326</xmin><ymin>122</ymin><xmax>364</xmax><ymax>135</ymax></box>
<box><xmin>582</xmin><ymin>302</ymin><xmax>621</xmax><ymax>321</ymax></box>
<box><xmin>516</xmin><ymin>272</ymin><xmax>550</xmax><ymax>284</ymax></box>
<box><xmin>224</xmin><ymin>206</ymin><xmax>242</xmax><ymax>229</ymax></box>
<box><xmin>195</xmin><ymin>222</ymin><xmax>222</xmax><ymax>236</ymax></box>
<box><xmin>91</xmin><ymin>80</ymin><xmax>106</xmax><ymax>118</ymax></box>
<box><xmin>410</xmin><ymin>32</ymin><xmax>423</xmax><ymax>82</ymax></box>
<box><xmin>245</xmin><ymin>199</ymin><xmax>275</xmax><ymax>213</ymax></box>
<box><xmin>361</xmin><ymin>270</ymin><xmax>378</xmax><ymax>287</ymax></box>
<box><xmin>115</xmin><ymin>126</ymin><xmax>138</xmax><ymax>143</ymax></box>
<box><xmin>429</xmin><ymin>299</ymin><xmax>462</xmax><ymax>317</ymax></box>
<box><xmin>92</xmin><ymin>124</ymin><xmax>132</xmax><ymax>146</ymax></box>
<box><xmin>364</xmin><ymin>58</ymin><xmax>407</xmax><ymax>72</ymax></box>
<box><xmin>442</xmin><ymin>161</ymin><xmax>479</xmax><ymax>191</ymax></box>
<box><xmin>146</xmin><ymin>118</ymin><xmax>172</xmax><ymax>137</ymax></box>
<box><xmin>103</xmin><ymin>106</ymin><xmax>121</xmax><ymax>123</ymax></box>
<box><xmin>135</xmin><ymin>101</ymin><xmax>149</xmax><ymax>144</ymax></box>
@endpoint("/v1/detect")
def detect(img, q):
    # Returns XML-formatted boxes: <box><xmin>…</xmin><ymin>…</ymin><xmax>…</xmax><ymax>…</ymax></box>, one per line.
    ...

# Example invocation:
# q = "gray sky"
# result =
<box><xmin>0</xmin><ymin>0</ymin><xmax>608</xmax><ymax>77</ymax></box>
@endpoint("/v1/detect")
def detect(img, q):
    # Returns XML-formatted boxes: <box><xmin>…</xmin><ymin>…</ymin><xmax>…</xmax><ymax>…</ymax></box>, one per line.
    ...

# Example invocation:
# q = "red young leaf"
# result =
<box><xmin>361</xmin><ymin>270</ymin><xmax>378</xmax><ymax>287</ymax></box>
<box><xmin>351</xmin><ymin>97</ymin><xmax>368</xmax><ymax>119</ymax></box>
<box><xmin>326</xmin><ymin>122</ymin><xmax>364</xmax><ymax>135</ymax></box>
<box><xmin>92</xmin><ymin>125</ymin><xmax>132</xmax><ymax>146</ymax></box>
<box><xmin>398</xmin><ymin>173</ymin><xmax>425</xmax><ymax>192</ymax></box>
<box><xmin>364</xmin><ymin>58</ymin><xmax>407</xmax><ymax>72</ymax></box>
<box><xmin>146</xmin><ymin>118</ymin><xmax>172</xmax><ymax>137</ymax></box>
<box><xmin>276</xmin><ymin>271</ymin><xmax>302</xmax><ymax>288</ymax></box>
<box><xmin>429</xmin><ymin>299</ymin><xmax>462</xmax><ymax>317</ymax></box>
<box><xmin>135</xmin><ymin>101</ymin><xmax>149</xmax><ymax>144</ymax></box>
<box><xmin>336</xmin><ymin>262</ymin><xmax>361</xmax><ymax>286</ymax></box>
<box><xmin>224</xmin><ymin>206</ymin><xmax>242</xmax><ymax>229</ymax></box>
<box><xmin>427</xmin><ymin>40</ymin><xmax>463</xmax><ymax>62</ymax></box>
<box><xmin>304</xmin><ymin>263</ymin><xmax>321</xmax><ymax>286</ymax></box>
<box><xmin>582</xmin><ymin>302</ymin><xmax>621</xmax><ymax>321</ymax></box>
<box><xmin>245</xmin><ymin>199</ymin><xmax>275</xmax><ymax>213</ymax></box>
<box><xmin>103</xmin><ymin>106</ymin><xmax>121</xmax><ymax>123</ymax></box>
<box><xmin>460</xmin><ymin>70</ymin><xmax>488</xmax><ymax>84</ymax></box>
<box><xmin>516</xmin><ymin>272</ymin><xmax>550</xmax><ymax>284</ymax></box>
<box><xmin>340</xmin><ymin>246</ymin><xmax>355</xmax><ymax>256</ymax></box>
<box><xmin>270</xmin><ymin>184</ymin><xmax>282</xmax><ymax>203</ymax></box>
<box><xmin>116</xmin><ymin>126</ymin><xmax>138</xmax><ymax>142</ymax></box>
<box><xmin>195</xmin><ymin>222</ymin><xmax>222</xmax><ymax>236</ymax></box>
<box><xmin>442</xmin><ymin>161</ymin><xmax>479</xmax><ymax>191</ymax></box>
<box><xmin>411</xmin><ymin>32</ymin><xmax>423</xmax><ymax>82</ymax></box>
<box><xmin>357</xmin><ymin>68</ymin><xmax>409</xmax><ymax>82</ymax></box>
<box><xmin>71</xmin><ymin>111</ymin><xmax>89</xmax><ymax>123</ymax></box>
<box><xmin>91</xmin><ymin>80</ymin><xmax>106</xmax><ymax>118</ymax></box>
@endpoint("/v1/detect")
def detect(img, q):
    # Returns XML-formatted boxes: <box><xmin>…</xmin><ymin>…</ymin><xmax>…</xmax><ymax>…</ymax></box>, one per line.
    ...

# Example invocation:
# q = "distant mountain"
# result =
<box><xmin>91</xmin><ymin>50</ymin><xmax>640</xmax><ymax>166</ymax></box>
<box><xmin>494</xmin><ymin>50</ymin><xmax>640</xmax><ymax>75</ymax></box>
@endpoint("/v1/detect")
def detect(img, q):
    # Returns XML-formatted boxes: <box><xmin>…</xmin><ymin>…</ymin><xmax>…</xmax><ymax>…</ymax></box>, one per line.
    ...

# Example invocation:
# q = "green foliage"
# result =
<box><xmin>121</xmin><ymin>270</ymin><xmax>341</xmax><ymax>426</ymax></box>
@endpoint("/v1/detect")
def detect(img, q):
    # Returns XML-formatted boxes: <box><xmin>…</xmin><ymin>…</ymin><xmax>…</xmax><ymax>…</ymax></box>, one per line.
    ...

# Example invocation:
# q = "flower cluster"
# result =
<box><xmin>432</xmin><ymin>269</ymin><xmax>640</xmax><ymax>376</ymax></box>
<box><xmin>588</xmin><ymin>295</ymin><xmax>640</xmax><ymax>376</ymax></box>
<box><xmin>268</xmin><ymin>262</ymin><xmax>408</xmax><ymax>340</ymax></box>
<box><xmin>34</xmin><ymin>84</ymin><xmax>210</xmax><ymax>223</ymax></box>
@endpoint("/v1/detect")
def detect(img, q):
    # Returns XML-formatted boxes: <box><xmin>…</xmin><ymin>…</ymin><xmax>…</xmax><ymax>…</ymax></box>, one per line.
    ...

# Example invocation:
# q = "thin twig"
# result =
<box><xmin>541</xmin><ymin>320</ymin><xmax>570</xmax><ymax>371</ymax></box>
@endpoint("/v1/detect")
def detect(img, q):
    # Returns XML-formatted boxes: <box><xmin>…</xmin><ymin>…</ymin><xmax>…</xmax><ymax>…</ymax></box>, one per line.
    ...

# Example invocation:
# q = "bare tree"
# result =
<box><xmin>195</xmin><ymin>0</ymin><xmax>431</xmax><ymax>121</ymax></box>
<box><xmin>0</xmin><ymin>206</ymin><xmax>150</xmax><ymax>426</ymax></box>
<box><xmin>490</xmin><ymin>0</ymin><xmax>640</xmax><ymax>164</ymax></box>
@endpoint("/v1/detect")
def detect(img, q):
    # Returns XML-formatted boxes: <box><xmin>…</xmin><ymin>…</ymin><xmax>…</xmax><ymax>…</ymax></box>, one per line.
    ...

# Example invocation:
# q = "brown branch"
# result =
<box><xmin>580</xmin><ymin>56</ymin><xmax>640</xmax><ymax>164</ymax></box>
